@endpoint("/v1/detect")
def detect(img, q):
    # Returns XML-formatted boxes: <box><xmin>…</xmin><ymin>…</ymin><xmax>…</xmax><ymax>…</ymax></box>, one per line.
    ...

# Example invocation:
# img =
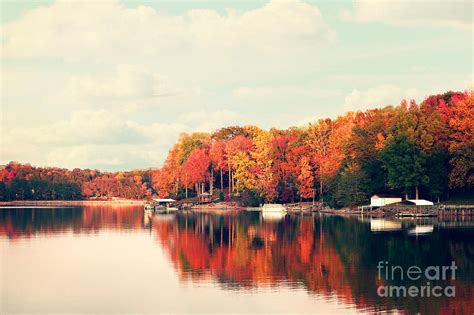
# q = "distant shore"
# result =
<box><xmin>0</xmin><ymin>199</ymin><xmax>146</xmax><ymax>206</ymax></box>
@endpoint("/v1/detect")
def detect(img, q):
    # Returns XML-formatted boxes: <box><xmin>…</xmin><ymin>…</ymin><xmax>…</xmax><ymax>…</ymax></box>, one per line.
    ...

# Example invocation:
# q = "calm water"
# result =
<box><xmin>1</xmin><ymin>206</ymin><xmax>473</xmax><ymax>314</ymax></box>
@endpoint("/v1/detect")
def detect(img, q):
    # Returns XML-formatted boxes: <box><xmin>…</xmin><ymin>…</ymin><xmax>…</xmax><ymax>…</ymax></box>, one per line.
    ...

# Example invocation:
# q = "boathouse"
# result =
<box><xmin>406</xmin><ymin>199</ymin><xmax>434</xmax><ymax>206</ymax></box>
<box><xmin>370</xmin><ymin>194</ymin><xmax>402</xmax><ymax>208</ymax></box>
<box><xmin>198</xmin><ymin>192</ymin><xmax>212</xmax><ymax>203</ymax></box>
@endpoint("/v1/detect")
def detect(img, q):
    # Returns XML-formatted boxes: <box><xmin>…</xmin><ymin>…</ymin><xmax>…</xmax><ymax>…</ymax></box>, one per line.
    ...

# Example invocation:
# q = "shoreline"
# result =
<box><xmin>0</xmin><ymin>199</ymin><xmax>146</xmax><ymax>206</ymax></box>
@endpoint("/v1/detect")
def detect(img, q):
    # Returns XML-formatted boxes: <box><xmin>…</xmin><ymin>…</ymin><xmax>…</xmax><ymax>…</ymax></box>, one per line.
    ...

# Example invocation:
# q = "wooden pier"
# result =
<box><xmin>285</xmin><ymin>202</ymin><xmax>324</xmax><ymax>213</ymax></box>
<box><xmin>357</xmin><ymin>205</ymin><xmax>373</xmax><ymax>212</ymax></box>
<box><xmin>437</xmin><ymin>205</ymin><xmax>474</xmax><ymax>216</ymax></box>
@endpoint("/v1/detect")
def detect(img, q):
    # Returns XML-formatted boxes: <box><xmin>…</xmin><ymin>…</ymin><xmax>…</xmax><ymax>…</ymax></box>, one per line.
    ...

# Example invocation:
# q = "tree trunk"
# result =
<box><xmin>415</xmin><ymin>186</ymin><xmax>419</xmax><ymax>200</ymax></box>
<box><xmin>232</xmin><ymin>171</ymin><xmax>235</xmax><ymax>192</ymax></box>
<box><xmin>185</xmin><ymin>174</ymin><xmax>188</xmax><ymax>199</ymax></box>
<box><xmin>210</xmin><ymin>168</ymin><xmax>214</xmax><ymax>195</ymax></box>
<box><xmin>228</xmin><ymin>162</ymin><xmax>231</xmax><ymax>200</ymax></box>
<box><xmin>220</xmin><ymin>167</ymin><xmax>223</xmax><ymax>191</ymax></box>
<box><xmin>320</xmin><ymin>178</ymin><xmax>323</xmax><ymax>202</ymax></box>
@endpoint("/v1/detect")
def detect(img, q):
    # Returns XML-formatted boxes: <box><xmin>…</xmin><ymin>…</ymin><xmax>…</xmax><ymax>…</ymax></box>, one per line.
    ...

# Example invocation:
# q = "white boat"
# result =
<box><xmin>370</xmin><ymin>218</ymin><xmax>402</xmax><ymax>232</ymax></box>
<box><xmin>408</xmin><ymin>225</ymin><xmax>434</xmax><ymax>235</ymax></box>
<box><xmin>262</xmin><ymin>204</ymin><xmax>287</xmax><ymax>212</ymax></box>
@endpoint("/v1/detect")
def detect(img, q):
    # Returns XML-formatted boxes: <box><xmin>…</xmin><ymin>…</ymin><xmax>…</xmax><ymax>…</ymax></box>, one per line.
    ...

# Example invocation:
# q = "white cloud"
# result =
<box><xmin>47</xmin><ymin>145</ymin><xmax>125</xmax><ymax>169</ymax></box>
<box><xmin>341</xmin><ymin>0</ymin><xmax>472</xmax><ymax>30</ymax></box>
<box><xmin>342</xmin><ymin>74</ymin><xmax>474</xmax><ymax>113</ymax></box>
<box><xmin>6</xmin><ymin>110</ymin><xmax>142</xmax><ymax>145</ymax></box>
<box><xmin>1</xmin><ymin>108</ymin><xmax>246</xmax><ymax>170</ymax></box>
<box><xmin>127</xmin><ymin>121</ymin><xmax>190</xmax><ymax>143</ymax></box>
<box><xmin>342</xmin><ymin>84</ymin><xmax>425</xmax><ymax>112</ymax></box>
<box><xmin>233</xmin><ymin>86</ymin><xmax>338</xmax><ymax>99</ymax></box>
<box><xmin>2</xmin><ymin>0</ymin><xmax>335</xmax><ymax>61</ymax></box>
<box><xmin>177</xmin><ymin>109</ymin><xmax>248</xmax><ymax>132</ymax></box>
<box><xmin>65</xmin><ymin>64</ymin><xmax>180</xmax><ymax>101</ymax></box>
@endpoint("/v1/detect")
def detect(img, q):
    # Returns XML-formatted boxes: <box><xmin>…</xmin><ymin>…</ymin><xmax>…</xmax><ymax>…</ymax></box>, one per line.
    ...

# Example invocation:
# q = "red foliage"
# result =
<box><xmin>182</xmin><ymin>148</ymin><xmax>211</xmax><ymax>188</ymax></box>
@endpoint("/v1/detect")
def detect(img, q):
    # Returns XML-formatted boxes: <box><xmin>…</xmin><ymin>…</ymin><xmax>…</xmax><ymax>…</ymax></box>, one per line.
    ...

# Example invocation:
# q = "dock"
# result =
<box><xmin>285</xmin><ymin>202</ymin><xmax>324</xmax><ymax>213</ymax></box>
<box><xmin>437</xmin><ymin>205</ymin><xmax>474</xmax><ymax>216</ymax></box>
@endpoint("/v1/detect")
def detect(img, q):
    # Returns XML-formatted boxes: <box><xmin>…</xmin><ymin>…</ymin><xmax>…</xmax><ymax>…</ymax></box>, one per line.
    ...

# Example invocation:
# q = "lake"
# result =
<box><xmin>1</xmin><ymin>206</ymin><xmax>473</xmax><ymax>314</ymax></box>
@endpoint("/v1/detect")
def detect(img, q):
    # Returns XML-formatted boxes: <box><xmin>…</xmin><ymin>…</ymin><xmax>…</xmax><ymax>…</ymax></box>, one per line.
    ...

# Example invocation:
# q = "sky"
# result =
<box><xmin>1</xmin><ymin>0</ymin><xmax>472</xmax><ymax>171</ymax></box>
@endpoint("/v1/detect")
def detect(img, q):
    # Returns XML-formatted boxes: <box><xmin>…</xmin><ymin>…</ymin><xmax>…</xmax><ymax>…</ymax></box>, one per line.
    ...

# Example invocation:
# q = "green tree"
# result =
<box><xmin>427</xmin><ymin>149</ymin><xmax>448</xmax><ymax>202</ymax></box>
<box><xmin>380</xmin><ymin>134</ymin><xmax>429</xmax><ymax>199</ymax></box>
<box><xmin>335</xmin><ymin>163</ymin><xmax>370</xmax><ymax>208</ymax></box>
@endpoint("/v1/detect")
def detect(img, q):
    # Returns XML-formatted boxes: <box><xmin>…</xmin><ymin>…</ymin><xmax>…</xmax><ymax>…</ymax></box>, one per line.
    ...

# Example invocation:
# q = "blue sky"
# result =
<box><xmin>1</xmin><ymin>0</ymin><xmax>472</xmax><ymax>171</ymax></box>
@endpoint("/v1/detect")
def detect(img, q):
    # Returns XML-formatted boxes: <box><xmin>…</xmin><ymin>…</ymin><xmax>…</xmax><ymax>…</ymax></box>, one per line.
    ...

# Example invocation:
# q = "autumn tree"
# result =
<box><xmin>225</xmin><ymin>135</ymin><xmax>253</xmax><ymax>198</ymax></box>
<box><xmin>297</xmin><ymin>156</ymin><xmax>314</xmax><ymax>200</ymax></box>
<box><xmin>306</xmin><ymin>119</ymin><xmax>332</xmax><ymax>201</ymax></box>
<box><xmin>182</xmin><ymin>148</ymin><xmax>211</xmax><ymax>198</ymax></box>
<box><xmin>212</xmin><ymin>126</ymin><xmax>248</xmax><ymax>141</ymax></box>
<box><xmin>232</xmin><ymin>151</ymin><xmax>257</xmax><ymax>192</ymax></box>
<box><xmin>344</xmin><ymin>108</ymin><xmax>396</xmax><ymax>197</ymax></box>
<box><xmin>447</xmin><ymin>92</ymin><xmax>474</xmax><ymax>188</ymax></box>
<box><xmin>252</xmin><ymin>130</ymin><xmax>278</xmax><ymax>202</ymax></box>
<box><xmin>209</xmin><ymin>140</ymin><xmax>227</xmax><ymax>191</ymax></box>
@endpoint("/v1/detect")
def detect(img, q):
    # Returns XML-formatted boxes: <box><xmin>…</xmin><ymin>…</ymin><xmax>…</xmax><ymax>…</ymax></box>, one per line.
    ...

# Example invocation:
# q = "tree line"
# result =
<box><xmin>1</xmin><ymin>90</ymin><xmax>472</xmax><ymax>206</ymax></box>
<box><xmin>0</xmin><ymin>163</ymin><xmax>153</xmax><ymax>201</ymax></box>
<box><xmin>154</xmin><ymin>90</ymin><xmax>473</xmax><ymax>207</ymax></box>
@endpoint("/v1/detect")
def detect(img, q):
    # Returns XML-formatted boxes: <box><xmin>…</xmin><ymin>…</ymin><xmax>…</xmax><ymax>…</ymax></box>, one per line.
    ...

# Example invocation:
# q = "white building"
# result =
<box><xmin>370</xmin><ymin>195</ymin><xmax>402</xmax><ymax>207</ymax></box>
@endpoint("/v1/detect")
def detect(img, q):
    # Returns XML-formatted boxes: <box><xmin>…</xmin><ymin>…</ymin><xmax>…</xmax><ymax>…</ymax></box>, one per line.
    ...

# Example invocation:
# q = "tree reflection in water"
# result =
<box><xmin>152</xmin><ymin>211</ymin><xmax>474</xmax><ymax>314</ymax></box>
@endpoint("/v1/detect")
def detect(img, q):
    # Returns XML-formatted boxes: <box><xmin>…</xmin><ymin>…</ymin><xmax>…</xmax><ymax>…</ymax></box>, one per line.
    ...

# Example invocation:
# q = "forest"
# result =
<box><xmin>0</xmin><ymin>164</ymin><xmax>154</xmax><ymax>201</ymax></box>
<box><xmin>1</xmin><ymin>90</ymin><xmax>472</xmax><ymax>207</ymax></box>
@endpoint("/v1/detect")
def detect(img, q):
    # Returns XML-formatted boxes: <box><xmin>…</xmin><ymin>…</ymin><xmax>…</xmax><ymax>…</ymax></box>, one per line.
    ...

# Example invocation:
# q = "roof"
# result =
<box><xmin>407</xmin><ymin>199</ymin><xmax>434</xmax><ymax>206</ymax></box>
<box><xmin>371</xmin><ymin>194</ymin><xmax>401</xmax><ymax>199</ymax></box>
<box><xmin>153</xmin><ymin>198</ymin><xmax>176</xmax><ymax>203</ymax></box>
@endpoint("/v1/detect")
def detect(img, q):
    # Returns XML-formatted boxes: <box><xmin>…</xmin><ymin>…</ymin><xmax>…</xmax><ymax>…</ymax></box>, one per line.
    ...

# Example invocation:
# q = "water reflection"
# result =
<box><xmin>0</xmin><ymin>206</ymin><xmax>144</xmax><ymax>239</ymax></box>
<box><xmin>151</xmin><ymin>212</ymin><xmax>474</xmax><ymax>314</ymax></box>
<box><xmin>1</xmin><ymin>207</ymin><xmax>473</xmax><ymax>314</ymax></box>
